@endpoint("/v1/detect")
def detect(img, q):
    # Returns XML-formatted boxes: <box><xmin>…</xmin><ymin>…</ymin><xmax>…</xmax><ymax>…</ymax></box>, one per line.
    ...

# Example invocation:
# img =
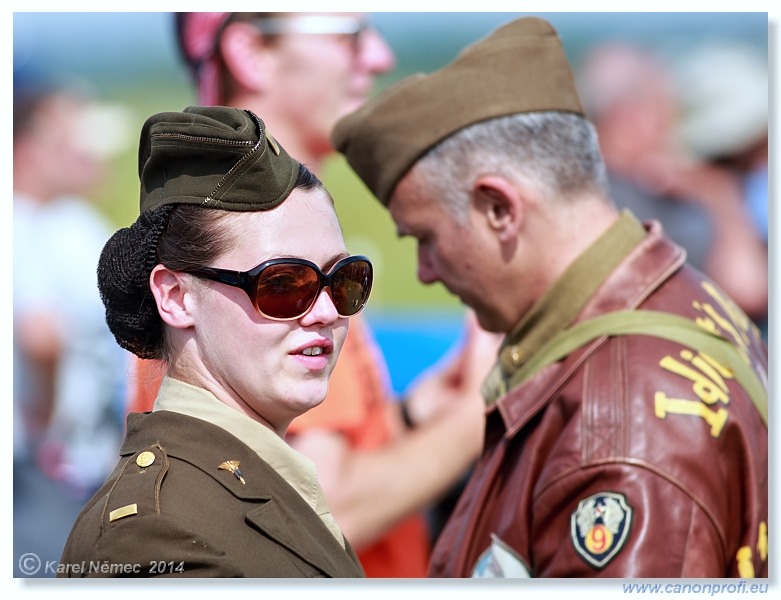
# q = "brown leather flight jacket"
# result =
<box><xmin>429</xmin><ymin>223</ymin><xmax>768</xmax><ymax>578</ymax></box>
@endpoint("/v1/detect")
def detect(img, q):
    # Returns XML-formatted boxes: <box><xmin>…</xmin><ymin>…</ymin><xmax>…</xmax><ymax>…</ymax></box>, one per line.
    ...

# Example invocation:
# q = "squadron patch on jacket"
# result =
<box><xmin>471</xmin><ymin>534</ymin><xmax>532</xmax><ymax>578</ymax></box>
<box><xmin>570</xmin><ymin>492</ymin><xmax>633</xmax><ymax>569</ymax></box>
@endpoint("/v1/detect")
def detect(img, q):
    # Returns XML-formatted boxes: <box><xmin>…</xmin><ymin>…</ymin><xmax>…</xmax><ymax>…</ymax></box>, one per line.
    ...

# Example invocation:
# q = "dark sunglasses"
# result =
<box><xmin>184</xmin><ymin>255</ymin><xmax>373</xmax><ymax>321</ymax></box>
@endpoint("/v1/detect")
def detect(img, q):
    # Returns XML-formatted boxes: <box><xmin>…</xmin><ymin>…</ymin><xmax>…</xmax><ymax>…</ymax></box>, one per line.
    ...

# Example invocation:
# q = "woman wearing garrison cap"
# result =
<box><xmin>58</xmin><ymin>106</ymin><xmax>370</xmax><ymax>577</ymax></box>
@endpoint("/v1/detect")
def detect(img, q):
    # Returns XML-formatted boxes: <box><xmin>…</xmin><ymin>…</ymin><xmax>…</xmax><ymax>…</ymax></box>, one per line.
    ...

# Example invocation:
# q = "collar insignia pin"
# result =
<box><xmin>218</xmin><ymin>460</ymin><xmax>246</xmax><ymax>485</ymax></box>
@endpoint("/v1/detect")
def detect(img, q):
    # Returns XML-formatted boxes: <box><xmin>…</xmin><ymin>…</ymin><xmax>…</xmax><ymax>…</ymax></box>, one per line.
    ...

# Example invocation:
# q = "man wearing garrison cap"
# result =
<box><xmin>333</xmin><ymin>17</ymin><xmax>768</xmax><ymax>578</ymax></box>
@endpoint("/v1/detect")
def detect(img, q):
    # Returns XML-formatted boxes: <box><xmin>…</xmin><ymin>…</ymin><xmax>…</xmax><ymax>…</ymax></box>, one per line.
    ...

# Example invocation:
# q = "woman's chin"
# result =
<box><xmin>288</xmin><ymin>383</ymin><xmax>329</xmax><ymax>413</ymax></box>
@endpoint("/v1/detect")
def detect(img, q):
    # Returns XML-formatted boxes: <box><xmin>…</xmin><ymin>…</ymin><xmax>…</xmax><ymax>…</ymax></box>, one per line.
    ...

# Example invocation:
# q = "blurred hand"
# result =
<box><xmin>403</xmin><ymin>310</ymin><xmax>503</xmax><ymax>426</ymax></box>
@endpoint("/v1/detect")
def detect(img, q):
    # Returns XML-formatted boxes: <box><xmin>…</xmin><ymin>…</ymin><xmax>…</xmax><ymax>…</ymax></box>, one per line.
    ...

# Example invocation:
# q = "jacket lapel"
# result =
<box><xmin>123</xmin><ymin>410</ymin><xmax>362</xmax><ymax>576</ymax></box>
<box><xmin>246</xmin><ymin>498</ymin><xmax>362</xmax><ymax>577</ymax></box>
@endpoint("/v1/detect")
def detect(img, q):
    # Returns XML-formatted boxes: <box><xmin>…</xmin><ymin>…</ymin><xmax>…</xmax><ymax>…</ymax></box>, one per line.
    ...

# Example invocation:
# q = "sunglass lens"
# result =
<box><xmin>332</xmin><ymin>260</ymin><xmax>372</xmax><ymax>316</ymax></box>
<box><xmin>255</xmin><ymin>263</ymin><xmax>320</xmax><ymax>319</ymax></box>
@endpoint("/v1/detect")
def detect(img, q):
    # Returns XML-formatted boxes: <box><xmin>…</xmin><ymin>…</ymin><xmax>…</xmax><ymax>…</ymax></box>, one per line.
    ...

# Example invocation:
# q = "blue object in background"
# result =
<box><xmin>745</xmin><ymin>165</ymin><xmax>769</xmax><ymax>241</ymax></box>
<box><xmin>366</xmin><ymin>310</ymin><xmax>467</xmax><ymax>397</ymax></box>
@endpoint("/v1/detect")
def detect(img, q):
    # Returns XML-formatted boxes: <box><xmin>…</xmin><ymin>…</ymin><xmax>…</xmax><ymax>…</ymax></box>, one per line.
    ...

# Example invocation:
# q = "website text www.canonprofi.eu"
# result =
<box><xmin>622</xmin><ymin>581</ymin><xmax>769</xmax><ymax>596</ymax></box>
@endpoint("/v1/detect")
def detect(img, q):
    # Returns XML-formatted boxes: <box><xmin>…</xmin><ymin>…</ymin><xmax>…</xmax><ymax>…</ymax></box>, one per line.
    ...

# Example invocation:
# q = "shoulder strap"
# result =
<box><xmin>508</xmin><ymin>309</ymin><xmax>767</xmax><ymax>427</ymax></box>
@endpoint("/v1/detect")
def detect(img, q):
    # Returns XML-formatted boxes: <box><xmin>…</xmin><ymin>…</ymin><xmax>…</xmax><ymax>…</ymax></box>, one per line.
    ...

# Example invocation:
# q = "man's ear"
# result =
<box><xmin>472</xmin><ymin>175</ymin><xmax>524</xmax><ymax>243</ymax></box>
<box><xmin>219</xmin><ymin>21</ymin><xmax>272</xmax><ymax>92</ymax></box>
<box><xmin>149</xmin><ymin>265</ymin><xmax>196</xmax><ymax>330</ymax></box>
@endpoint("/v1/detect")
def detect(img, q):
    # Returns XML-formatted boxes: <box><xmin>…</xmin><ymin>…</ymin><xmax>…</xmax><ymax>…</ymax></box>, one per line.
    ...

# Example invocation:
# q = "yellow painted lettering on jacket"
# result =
<box><xmin>692</xmin><ymin>300</ymin><xmax>750</xmax><ymax>364</ymax></box>
<box><xmin>736</xmin><ymin>546</ymin><xmax>755</xmax><ymax>578</ymax></box>
<box><xmin>757</xmin><ymin>522</ymin><xmax>768</xmax><ymax>561</ymax></box>
<box><xmin>701</xmin><ymin>281</ymin><xmax>751</xmax><ymax>344</ymax></box>
<box><xmin>659</xmin><ymin>355</ymin><xmax>730</xmax><ymax>406</ymax></box>
<box><xmin>654</xmin><ymin>392</ymin><xmax>728</xmax><ymax>438</ymax></box>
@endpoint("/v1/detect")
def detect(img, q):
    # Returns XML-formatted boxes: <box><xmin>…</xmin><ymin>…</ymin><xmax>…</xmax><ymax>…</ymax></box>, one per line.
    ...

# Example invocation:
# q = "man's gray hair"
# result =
<box><xmin>414</xmin><ymin>112</ymin><xmax>611</xmax><ymax>221</ymax></box>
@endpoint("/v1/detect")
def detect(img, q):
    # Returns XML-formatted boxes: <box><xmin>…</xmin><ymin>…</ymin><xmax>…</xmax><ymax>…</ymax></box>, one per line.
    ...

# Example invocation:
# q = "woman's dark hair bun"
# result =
<box><xmin>97</xmin><ymin>206</ymin><xmax>174</xmax><ymax>359</ymax></box>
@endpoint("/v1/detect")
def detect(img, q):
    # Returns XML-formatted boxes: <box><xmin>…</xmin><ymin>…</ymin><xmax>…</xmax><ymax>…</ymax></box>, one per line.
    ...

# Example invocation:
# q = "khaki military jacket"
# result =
<box><xmin>429</xmin><ymin>218</ymin><xmax>768</xmax><ymax>578</ymax></box>
<box><xmin>58</xmin><ymin>410</ymin><xmax>365</xmax><ymax>577</ymax></box>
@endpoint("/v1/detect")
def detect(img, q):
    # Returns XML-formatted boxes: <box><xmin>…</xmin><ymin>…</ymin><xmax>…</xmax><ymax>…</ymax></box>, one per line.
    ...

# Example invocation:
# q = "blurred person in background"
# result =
<box><xmin>577</xmin><ymin>42</ymin><xmax>768</xmax><ymax>334</ymax></box>
<box><xmin>673</xmin><ymin>40</ymin><xmax>769</xmax><ymax>339</ymax></box>
<box><xmin>13</xmin><ymin>74</ymin><xmax>132</xmax><ymax>576</ymax></box>
<box><xmin>125</xmin><ymin>11</ymin><xmax>498</xmax><ymax>577</ymax></box>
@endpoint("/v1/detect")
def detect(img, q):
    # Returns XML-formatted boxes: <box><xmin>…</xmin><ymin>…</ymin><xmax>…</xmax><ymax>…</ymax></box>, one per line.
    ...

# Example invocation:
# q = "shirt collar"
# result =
<box><xmin>482</xmin><ymin>210</ymin><xmax>647</xmax><ymax>405</ymax></box>
<box><xmin>153</xmin><ymin>376</ymin><xmax>343</xmax><ymax>545</ymax></box>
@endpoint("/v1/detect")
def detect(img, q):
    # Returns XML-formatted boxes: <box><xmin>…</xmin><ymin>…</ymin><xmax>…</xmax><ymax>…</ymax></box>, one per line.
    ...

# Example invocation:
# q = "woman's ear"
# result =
<box><xmin>219</xmin><ymin>21</ymin><xmax>273</xmax><ymax>92</ymax></box>
<box><xmin>472</xmin><ymin>175</ymin><xmax>524</xmax><ymax>244</ymax></box>
<box><xmin>149</xmin><ymin>265</ymin><xmax>196</xmax><ymax>330</ymax></box>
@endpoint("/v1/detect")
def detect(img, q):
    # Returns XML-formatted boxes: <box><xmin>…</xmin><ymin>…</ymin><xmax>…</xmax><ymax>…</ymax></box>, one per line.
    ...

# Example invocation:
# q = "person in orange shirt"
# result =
<box><xmin>129</xmin><ymin>12</ymin><xmax>499</xmax><ymax>577</ymax></box>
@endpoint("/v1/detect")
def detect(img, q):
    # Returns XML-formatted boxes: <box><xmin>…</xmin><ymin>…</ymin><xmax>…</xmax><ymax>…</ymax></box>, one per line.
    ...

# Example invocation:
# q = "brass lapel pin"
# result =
<box><xmin>218</xmin><ymin>460</ymin><xmax>246</xmax><ymax>485</ymax></box>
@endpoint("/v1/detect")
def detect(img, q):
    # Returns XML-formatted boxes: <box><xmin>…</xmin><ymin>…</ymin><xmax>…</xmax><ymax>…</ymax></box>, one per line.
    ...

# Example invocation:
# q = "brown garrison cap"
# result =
<box><xmin>138</xmin><ymin>106</ymin><xmax>299</xmax><ymax>213</ymax></box>
<box><xmin>332</xmin><ymin>16</ymin><xmax>584</xmax><ymax>205</ymax></box>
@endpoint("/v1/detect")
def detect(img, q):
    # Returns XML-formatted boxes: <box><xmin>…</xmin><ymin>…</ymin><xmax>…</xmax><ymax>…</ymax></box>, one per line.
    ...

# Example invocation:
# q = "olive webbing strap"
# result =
<box><xmin>507</xmin><ymin>310</ymin><xmax>767</xmax><ymax>427</ymax></box>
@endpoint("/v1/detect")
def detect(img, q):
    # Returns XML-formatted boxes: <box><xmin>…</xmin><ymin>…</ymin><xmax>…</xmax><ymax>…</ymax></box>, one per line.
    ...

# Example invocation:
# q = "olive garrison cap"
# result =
<box><xmin>139</xmin><ymin>105</ymin><xmax>299</xmax><ymax>213</ymax></box>
<box><xmin>332</xmin><ymin>17</ymin><xmax>584</xmax><ymax>205</ymax></box>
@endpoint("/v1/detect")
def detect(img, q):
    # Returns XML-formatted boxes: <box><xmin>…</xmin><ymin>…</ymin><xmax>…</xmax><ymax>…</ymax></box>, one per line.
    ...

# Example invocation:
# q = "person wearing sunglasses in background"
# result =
<box><xmin>58</xmin><ymin>106</ymin><xmax>368</xmax><ymax>577</ymax></box>
<box><xmin>123</xmin><ymin>12</ymin><xmax>498</xmax><ymax>577</ymax></box>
